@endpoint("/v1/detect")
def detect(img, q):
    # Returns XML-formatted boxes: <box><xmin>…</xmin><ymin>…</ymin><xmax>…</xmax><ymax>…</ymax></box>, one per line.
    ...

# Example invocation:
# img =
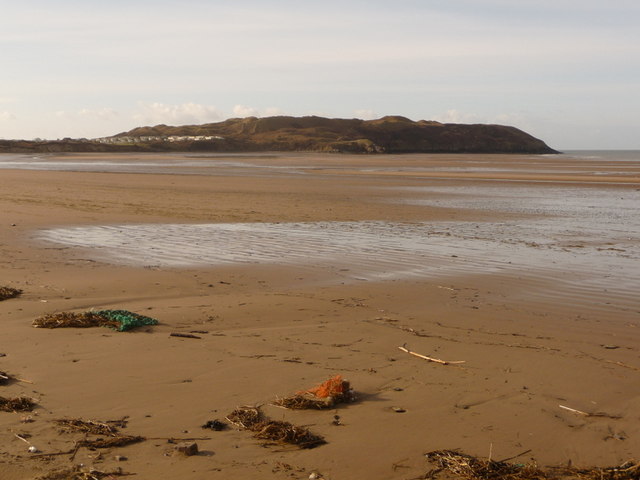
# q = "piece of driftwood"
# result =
<box><xmin>226</xmin><ymin>406</ymin><xmax>325</xmax><ymax>449</ymax></box>
<box><xmin>0</xmin><ymin>372</ymin><xmax>33</xmax><ymax>385</ymax></box>
<box><xmin>27</xmin><ymin>449</ymin><xmax>76</xmax><ymax>459</ymax></box>
<box><xmin>398</xmin><ymin>344</ymin><xmax>465</xmax><ymax>365</ymax></box>
<box><xmin>169</xmin><ymin>332</ymin><xmax>202</xmax><ymax>339</ymax></box>
<box><xmin>14</xmin><ymin>433</ymin><xmax>32</xmax><ymax>444</ymax></box>
<box><xmin>559</xmin><ymin>404</ymin><xmax>622</xmax><ymax>419</ymax></box>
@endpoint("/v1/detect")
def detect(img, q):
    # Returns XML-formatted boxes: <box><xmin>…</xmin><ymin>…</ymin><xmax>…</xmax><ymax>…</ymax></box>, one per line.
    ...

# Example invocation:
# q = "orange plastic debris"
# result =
<box><xmin>300</xmin><ymin>375</ymin><xmax>347</xmax><ymax>398</ymax></box>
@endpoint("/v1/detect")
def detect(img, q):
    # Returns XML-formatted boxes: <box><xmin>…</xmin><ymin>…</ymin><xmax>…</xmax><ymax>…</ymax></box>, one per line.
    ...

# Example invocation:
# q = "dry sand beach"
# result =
<box><xmin>1</xmin><ymin>152</ymin><xmax>639</xmax><ymax>479</ymax></box>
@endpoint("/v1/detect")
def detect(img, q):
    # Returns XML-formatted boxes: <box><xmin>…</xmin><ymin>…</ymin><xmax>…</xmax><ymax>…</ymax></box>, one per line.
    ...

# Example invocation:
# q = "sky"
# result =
<box><xmin>1</xmin><ymin>1</ymin><xmax>639</xmax><ymax>149</ymax></box>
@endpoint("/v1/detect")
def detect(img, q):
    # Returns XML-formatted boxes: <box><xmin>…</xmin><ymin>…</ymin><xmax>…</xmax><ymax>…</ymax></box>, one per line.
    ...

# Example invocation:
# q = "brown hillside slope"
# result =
<box><xmin>0</xmin><ymin>116</ymin><xmax>557</xmax><ymax>154</ymax></box>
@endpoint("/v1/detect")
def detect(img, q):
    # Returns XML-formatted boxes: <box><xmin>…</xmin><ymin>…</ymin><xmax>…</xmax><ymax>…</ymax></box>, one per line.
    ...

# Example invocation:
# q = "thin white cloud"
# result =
<box><xmin>231</xmin><ymin>105</ymin><xmax>289</xmax><ymax>118</ymax></box>
<box><xmin>354</xmin><ymin>109</ymin><xmax>378</xmax><ymax>120</ymax></box>
<box><xmin>133</xmin><ymin>102</ymin><xmax>223</xmax><ymax>126</ymax></box>
<box><xmin>264</xmin><ymin>107</ymin><xmax>286</xmax><ymax>116</ymax></box>
<box><xmin>232</xmin><ymin>105</ymin><xmax>260</xmax><ymax>118</ymax></box>
<box><xmin>434</xmin><ymin>110</ymin><xmax>482</xmax><ymax>124</ymax></box>
<box><xmin>0</xmin><ymin>111</ymin><xmax>16</xmax><ymax>121</ymax></box>
<box><xmin>78</xmin><ymin>108</ymin><xmax>119</xmax><ymax>120</ymax></box>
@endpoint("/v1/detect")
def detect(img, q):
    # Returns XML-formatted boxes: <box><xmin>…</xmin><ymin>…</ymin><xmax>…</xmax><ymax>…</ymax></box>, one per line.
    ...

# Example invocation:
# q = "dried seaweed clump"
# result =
<box><xmin>226</xmin><ymin>406</ymin><xmax>325</xmax><ymax>449</ymax></box>
<box><xmin>0</xmin><ymin>286</ymin><xmax>22</xmax><ymax>301</ymax></box>
<box><xmin>54</xmin><ymin>418</ymin><xmax>127</xmax><ymax>437</ymax></box>
<box><xmin>425</xmin><ymin>450</ymin><xmax>640</xmax><ymax>480</ymax></box>
<box><xmin>0</xmin><ymin>395</ymin><xmax>35</xmax><ymax>412</ymax></box>
<box><xmin>54</xmin><ymin>417</ymin><xmax>143</xmax><ymax>450</ymax></box>
<box><xmin>273</xmin><ymin>375</ymin><xmax>356</xmax><ymax>410</ymax></box>
<box><xmin>37</xmin><ymin>466</ymin><xmax>127</xmax><ymax>480</ymax></box>
<box><xmin>426</xmin><ymin>450</ymin><xmax>548</xmax><ymax>480</ymax></box>
<box><xmin>33</xmin><ymin>309</ymin><xmax>158</xmax><ymax>331</ymax></box>
<box><xmin>33</xmin><ymin>312</ymin><xmax>118</xmax><ymax>329</ymax></box>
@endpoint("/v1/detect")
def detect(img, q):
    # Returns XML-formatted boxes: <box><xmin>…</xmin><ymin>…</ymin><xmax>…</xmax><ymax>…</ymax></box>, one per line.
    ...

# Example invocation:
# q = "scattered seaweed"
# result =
<box><xmin>33</xmin><ymin>310</ymin><xmax>158</xmax><ymax>331</ymax></box>
<box><xmin>54</xmin><ymin>418</ymin><xmax>127</xmax><ymax>437</ymax></box>
<box><xmin>226</xmin><ymin>406</ymin><xmax>263</xmax><ymax>429</ymax></box>
<box><xmin>425</xmin><ymin>450</ymin><xmax>547</xmax><ymax>480</ymax></box>
<box><xmin>0</xmin><ymin>395</ymin><xmax>35</xmax><ymax>412</ymax></box>
<box><xmin>273</xmin><ymin>394</ymin><xmax>335</xmax><ymax>410</ymax></box>
<box><xmin>33</xmin><ymin>312</ymin><xmax>118</xmax><ymax>329</ymax></box>
<box><xmin>226</xmin><ymin>406</ymin><xmax>325</xmax><ymax>449</ymax></box>
<box><xmin>424</xmin><ymin>450</ymin><xmax>640</xmax><ymax>480</ymax></box>
<box><xmin>0</xmin><ymin>286</ymin><xmax>21</xmax><ymax>301</ymax></box>
<box><xmin>253</xmin><ymin>420</ymin><xmax>326</xmax><ymax>448</ymax></box>
<box><xmin>53</xmin><ymin>418</ymin><xmax>143</xmax><ymax>450</ymax></box>
<box><xmin>273</xmin><ymin>375</ymin><xmax>356</xmax><ymax>410</ymax></box>
<box><xmin>37</xmin><ymin>465</ymin><xmax>130</xmax><ymax>480</ymax></box>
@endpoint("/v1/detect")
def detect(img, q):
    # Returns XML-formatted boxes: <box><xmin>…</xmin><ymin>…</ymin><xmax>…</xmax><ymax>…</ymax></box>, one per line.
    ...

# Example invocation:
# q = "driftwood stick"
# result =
<box><xmin>69</xmin><ymin>440</ymin><xmax>82</xmax><ymax>462</ymax></box>
<box><xmin>559</xmin><ymin>404</ymin><xmax>589</xmax><ymax>416</ymax></box>
<box><xmin>27</xmin><ymin>449</ymin><xmax>75</xmax><ymax>459</ymax></box>
<box><xmin>607</xmin><ymin>360</ymin><xmax>640</xmax><ymax>371</ymax></box>
<box><xmin>558</xmin><ymin>404</ymin><xmax>621</xmax><ymax>419</ymax></box>
<box><xmin>147</xmin><ymin>436</ymin><xmax>212</xmax><ymax>441</ymax></box>
<box><xmin>497</xmin><ymin>449</ymin><xmax>533</xmax><ymax>463</ymax></box>
<box><xmin>169</xmin><ymin>333</ymin><xmax>202</xmax><ymax>339</ymax></box>
<box><xmin>0</xmin><ymin>373</ymin><xmax>33</xmax><ymax>384</ymax></box>
<box><xmin>398</xmin><ymin>344</ymin><xmax>465</xmax><ymax>365</ymax></box>
<box><xmin>14</xmin><ymin>433</ymin><xmax>32</xmax><ymax>445</ymax></box>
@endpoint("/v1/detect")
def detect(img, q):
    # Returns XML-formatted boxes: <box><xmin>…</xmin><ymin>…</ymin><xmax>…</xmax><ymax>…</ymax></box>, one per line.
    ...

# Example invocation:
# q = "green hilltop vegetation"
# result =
<box><xmin>0</xmin><ymin>115</ymin><xmax>558</xmax><ymax>154</ymax></box>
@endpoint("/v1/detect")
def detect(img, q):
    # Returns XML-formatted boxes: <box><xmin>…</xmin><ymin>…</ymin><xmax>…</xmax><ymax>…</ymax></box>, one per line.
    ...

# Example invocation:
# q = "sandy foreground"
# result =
<box><xmin>0</xmin><ymin>152</ymin><xmax>639</xmax><ymax>479</ymax></box>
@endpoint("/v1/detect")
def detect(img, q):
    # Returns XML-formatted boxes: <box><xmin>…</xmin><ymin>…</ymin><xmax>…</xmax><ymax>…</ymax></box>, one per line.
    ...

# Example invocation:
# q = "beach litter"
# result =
<box><xmin>0</xmin><ymin>395</ymin><xmax>36</xmax><ymax>412</ymax></box>
<box><xmin>425</xmin><ymin>450</ymin><xmax>640</xmax><ymax>480</ymax></box>
<box><xmin>33</xmin><ymin>309</ymin><xmax>158</xmax><ymax>331</ymax></box>
<box><xmin>273</xmin><ymin>374</ymin><xmax>356</xmax><ymax>410</ymax></box>
<box><xmin>226</xmin><ymin>406</ymin><xmax>326</xmax><ymax>449</ymax></box>
<box><xmin>0</xmin><ymin>286</ymin><xmax>21</xmax><ymax>301</ymax></box>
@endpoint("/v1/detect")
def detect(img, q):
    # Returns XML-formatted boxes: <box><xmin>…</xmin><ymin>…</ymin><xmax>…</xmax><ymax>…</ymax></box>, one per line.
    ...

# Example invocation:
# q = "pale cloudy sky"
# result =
<box><xmin>1</xmin><ymin>0</ymin><xmax>639</xmax><ymax>149</ymax></box>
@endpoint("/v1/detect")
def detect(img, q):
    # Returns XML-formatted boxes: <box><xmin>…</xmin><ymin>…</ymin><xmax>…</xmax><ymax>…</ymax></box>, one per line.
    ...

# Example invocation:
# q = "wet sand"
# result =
<box><xmin>1</xmin><ymin>152</ymin><xmax>639</xmax><ymax>479</ymax></box>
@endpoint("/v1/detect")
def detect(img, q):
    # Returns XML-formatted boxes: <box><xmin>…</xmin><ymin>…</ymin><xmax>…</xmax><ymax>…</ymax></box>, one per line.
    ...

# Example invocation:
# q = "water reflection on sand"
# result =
<box><xmin>23</xmin><ymin>150</ymin><xmax>640</xmax><ymax>321</ymax></box>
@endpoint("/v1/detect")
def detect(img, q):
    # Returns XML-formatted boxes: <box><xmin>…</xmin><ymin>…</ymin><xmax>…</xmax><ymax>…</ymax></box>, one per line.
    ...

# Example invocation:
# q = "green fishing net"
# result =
<box><xmin>94</xmin><ymin>310</ymin><xmax>159</xmax><ymax>331</ymax></box>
